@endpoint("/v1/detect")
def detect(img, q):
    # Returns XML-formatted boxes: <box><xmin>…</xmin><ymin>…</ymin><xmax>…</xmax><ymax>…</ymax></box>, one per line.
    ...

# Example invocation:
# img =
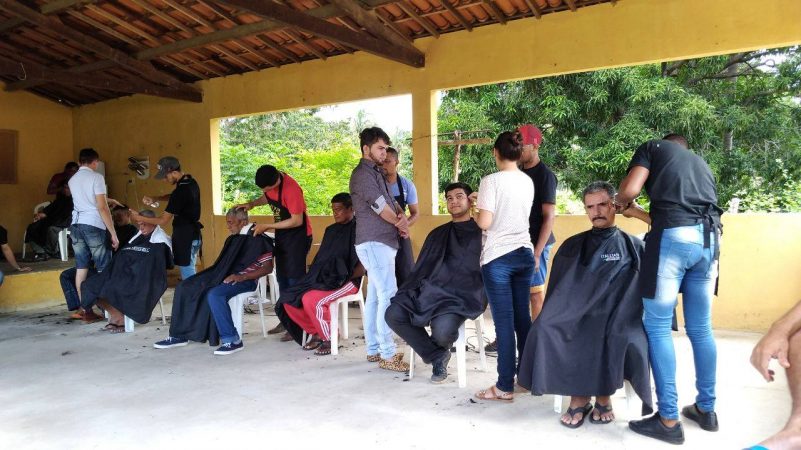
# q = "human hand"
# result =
<box><xmin>129</xmin><ymin>209</ymin><xmax>142</xmax><ymax>221</ymax></box>
<box><xmin>468</xmin><ymin>192</ymin><xmax>478</xmax><ymax>205</ymax></box>
<box><xmin>16</xmin><ymin>266</ymin><xmax>32</xmax><ymax>273</ymax></box>
<box><xmin>395</xmin><ymin>214</ymin><xmax>409</xmax><ymax>235</ymax></box>
<box><xmin>621</xmin><ymin>202</ymin><xmax>643</xmax><ymax>218</ymax></box>
<box><xmin>111</xmin><ymin>235</ymin><xmax>120</xmax><ymax>250</ymax></box>
<box><xmin>223</xmin><ymin>274</ymin><xmax>243</xmax><ymax>284</ymax></box>
<box><xmin>108</xmin><ymin>198</ymin><xmax>124</xmax><ymax>208</ymax></box>
<box><xmin>750</xmin><ymin>329</ymin><xmax>791</xmax><ymax>382</ymax></box>
<box><xmin>253</xmin><ymin>223</ymin><xmax>273</xmax><ymax>236</ymax></box>
<box><xmin>533</xmin><ymin>250</ymin><xmax>541</xmax><ymax>272</ymax></box>
<box><xmin>235</xmin><ymin>202</ymin><xmax>253</xmax><ymax>211</ymax></box>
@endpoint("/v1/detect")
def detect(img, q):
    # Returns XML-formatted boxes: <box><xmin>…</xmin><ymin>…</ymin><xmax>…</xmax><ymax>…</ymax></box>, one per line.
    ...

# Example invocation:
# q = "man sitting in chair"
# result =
<box><xmin>80</xmin><ymin>210</ymin><xmax>173</xmax><ymax>333</ymax></box>
<box><xmin>276</xmin><ymin>193</ymin><xmax>364</xmax><ymax>356</ymax></box>
<box><xmin>385</xmin><ymin>182</ymin><xmax>486</xmax><ymax>383</ymax></box>
<box><xmin>154</xmin><ymin>208</ymin><xmax>274</xmax><ymax>355</ymax></box>
<box><xmin>517</xmin><ymin>181</ymin><xmax>653</xmax><ymax>428</ymax></box>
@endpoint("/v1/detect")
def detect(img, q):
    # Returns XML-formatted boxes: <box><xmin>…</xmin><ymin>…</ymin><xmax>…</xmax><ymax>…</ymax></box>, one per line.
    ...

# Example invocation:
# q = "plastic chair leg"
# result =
<box><xmin>408</xmin><ymin>346</ymin><xmax>415</xmax><ymax>378</ymax></box>
<box><xmin>159</xmin><ymin>298</ymin><xmax>166</xmax><ymax>325</ymax></box>
<box><xmin>58</xmin><ymin>229</ymin><xmax>69</xmax><ymax>262</ymax></box>
<box><xmin>476</xmin><ymin>316</ymin><xmax>487</xmax><ymax>372</ymax></box>
<box><xmin>330</xmin><ymin>301</ymin><xmax>340</xmax><ymax>355</ymax></box>
<box><xmin>456</xmin><ymin>322</ymin><xmax>467</xmax><ymax>388</ymax></box>
<box><xmin>124</xmin><ymin>316</ymin><xmax>135</xmax><ymax>333</ymax></box>
<box><xmin>258</xmin><ymin>297</ymin><xmax>267</xmax><ymax>338</ymax></box>
<box><xmin>229</xmin><ymin>295</ymin><xmax>245</xmax><ymax>339</ymax></box>
<box><xmin>340</xmin><ymin>300</ymin><xmax>349</xmax><ymax>339</ymax></box>
<box><xmin>554</xmin><ymin>395</ymin><xmax>563</xmax><ymax>413</ymax></box>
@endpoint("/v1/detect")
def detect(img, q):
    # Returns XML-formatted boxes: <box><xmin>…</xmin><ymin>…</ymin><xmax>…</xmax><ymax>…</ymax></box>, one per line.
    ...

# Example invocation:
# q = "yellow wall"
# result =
<box><xmin>0</xmin><ymin>87</ymin><xmax>73</xmax><ymax>247</ymax></box>
<box><xmin>4</xmin><ymin>0</ymin><xmax>801</xmax><ymax>330</ymax></box>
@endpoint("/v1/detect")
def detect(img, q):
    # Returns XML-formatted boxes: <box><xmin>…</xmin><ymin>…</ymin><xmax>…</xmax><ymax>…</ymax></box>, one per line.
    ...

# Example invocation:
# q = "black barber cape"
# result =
<box><xmin>276</xmin><ymin>219</ymin><xmax>360</xmax><ymax>345</ymax></box>
<box><xmin>169</xmin><ymin>226</ymin><xmax>273</xmax><ymax>345</ymax></box>
<box><xmin>517</xmin><ymin>226</ymin><xmax>653</xmax><ymax>412</ymax></box>
<box><xmin>390</xmin><ymin>219</ymin><xmax>486</xmax><ymax>326</ymax></box>
<box><xmin>81</xmin><ymin>228</ymin><xmax>173</xmax><ymax>323</ymax></box>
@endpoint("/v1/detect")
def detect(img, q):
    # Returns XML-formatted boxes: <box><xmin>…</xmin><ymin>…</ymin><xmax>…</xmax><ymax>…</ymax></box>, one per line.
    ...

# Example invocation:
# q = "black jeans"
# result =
<box><xmin>385</xmin><ymin>303</ymin><xmax>464</xmax><ymax>364</ymax></box>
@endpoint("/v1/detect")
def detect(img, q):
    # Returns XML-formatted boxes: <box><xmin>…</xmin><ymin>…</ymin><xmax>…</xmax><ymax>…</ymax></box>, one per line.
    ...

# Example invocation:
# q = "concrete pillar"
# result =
<box><xmin>411</xmin><ymin>89</ymin><xmax>438</xmax><ymax>216</ymax></box>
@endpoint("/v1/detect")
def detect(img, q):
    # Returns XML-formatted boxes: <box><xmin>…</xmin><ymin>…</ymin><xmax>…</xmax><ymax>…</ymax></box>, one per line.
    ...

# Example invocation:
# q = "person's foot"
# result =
<box><xmin>267</xmin><ymin>323</ymin><xmax>286</xmax><ymax>335</ymax></box>
<box><xmin>590</xmin><ymin>399</ymin><xmax>615</xmax><ymax>424</ymax></box>
<box><xmin>366</xmin><ymin>354</ymin><xmax>381</xmax><ymax>363</ymax></box>
<box><xmin>314</xmin><ymin>341</ymin><xmax>332</xmax><ymax>356</ymax></box>
<box><xmin>754</xmin><ymin>425</ymin><xmax>801</xmax><ymax>450</ymax></box>
<box><xmin>560</xmin><ymin>397</ymin><xmax>592</xmax><ymax>428</ymax></box>
<box><xmin>214</xmin><ymin>341</ymin><xmax>244</xmax><ymax>355</ymax></box>
<box><xmin>378</xmin><ymin>353</ymin><xmax>409</xmax><ymax>372</ymax></box>
<box><xmin>629</xmin><ymin>413</ymin><xmax>685</xmax><ymax>445</ymax></box>
<box><xmin>153</xmin><ymin>337</ymin><xmax>189</xmax><ymax>349</ymax></box>
<box><xmin>484</xmin><ymin>339</ymin><xmax>497</xmax><ymax>353</ymax></box>
<box><xmin>430</xmin><ymin>351</ymin><xmax>451</xmax><ymax>384</ymax></box>
<box><xmin>681</xmin><ymin>403</ymin><xmax>719</xmax><ymax>431</ymax></box>
<box><xmin>303</xmin><ymin>336</ymin><xmax>322</xmax><ymax>351</ymax></box>
<box><xmin>81</xmin><ymin>309</ymin><xmax>103</xmax><ymax>323</ymax></box>
<box><xmin>69</xmin><ymin>310</ymin><xmax>85</xmax><ymax>320</ymax></box>
<box><xmin>32</xmin><ymin>253</ymin><xmax>49</xmax><ymax>262</ymax></box>
<box><xmin>474</xmin><ymin>385</ymin><xmax>514</xmax><ymax>402</ymax></box>
<box><xmin>280</xmin><ymin>332</ymin><xmax>294</xmax><ymax>342</ymax></box>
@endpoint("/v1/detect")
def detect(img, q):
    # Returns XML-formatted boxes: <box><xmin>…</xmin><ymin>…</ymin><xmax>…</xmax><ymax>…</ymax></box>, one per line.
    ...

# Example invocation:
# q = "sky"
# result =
<box><xmin>314</xmin><ymin>94</ymin><xmax>413</xmax><ymax>133</ymax></box>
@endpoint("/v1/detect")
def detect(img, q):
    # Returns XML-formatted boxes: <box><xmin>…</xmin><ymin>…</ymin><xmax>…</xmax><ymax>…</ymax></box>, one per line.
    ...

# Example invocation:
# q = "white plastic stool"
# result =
<box><xmin>408</xmin><ymin>315</ymin><xmax>488</xmax><ymax>388</ymax></box>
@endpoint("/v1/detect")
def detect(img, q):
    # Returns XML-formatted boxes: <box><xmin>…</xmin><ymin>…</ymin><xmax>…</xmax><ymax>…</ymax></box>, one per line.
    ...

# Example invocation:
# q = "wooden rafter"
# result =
<box><xmin>216</xmin><ymin>0</ymin><xmax>424</xmax><ymax>67</ymax></box>
<box><xmin>522</xmin><ymin>0</ymin><xmax>542</xmax><ymax>18</ymax></box>
<box><xmin>0</xmin><ymin>0</ymin><xmax>200</xmax><ymax>101</ymax></box>
<box><xmin>482</xmin><ymin>0</ymin><xmax>507</xmax><ymax>24</ymax></box>
<box><xmin>39</xmin><ymin>0</ymin><xmax>97</xmax><ymax>15</ymax></box>
<box><xmin>327</xmin><ymin>0</ymin><xmax>415</xmax><ymax>50</ymax></box>
<box><xmin>440</xmin><ymin>0</ymin><xmax>473</xmax><ymax>31</ymax></box>
<box><xmin>396</xmin><ymin>1</ymin><xmax>440</xmax><ymax>38</ymax></box>
<box><xmin>564</xmin><ymin>0</ymin><xmax>578</xmax><ymax>12</ymax></box>
<box><xmin>374</xmin><ymin>8</ymin><xmax>413</xmax><ymax>44</ymax></box>
<box><xmin>255</xmin><ymin>33</ymin><xmax>301</xmax><ymax>64</ymax></box>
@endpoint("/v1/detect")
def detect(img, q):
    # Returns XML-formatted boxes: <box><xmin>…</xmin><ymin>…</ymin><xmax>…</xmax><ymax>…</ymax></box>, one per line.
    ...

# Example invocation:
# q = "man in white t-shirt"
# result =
<box><xmin>68</xmin><ymin>148</ymin><xmax>118</xmax><ymax>323</ymax></box>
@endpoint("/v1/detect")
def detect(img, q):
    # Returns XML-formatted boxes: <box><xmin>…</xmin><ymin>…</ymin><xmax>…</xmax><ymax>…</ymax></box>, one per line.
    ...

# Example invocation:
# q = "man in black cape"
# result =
<box><xmin>385</xmin><ymin>182</ymin><xmax>486</xmax><ymax>383</ymax></box>
<box><xmin>80</xmin><ymin>210</ymin><xmax>173</xmax><ymax>333</ymax></box>
<box><xmin>276</xmin><ymin>193</ymin><xmax>364</xmax><ymax>356</ymax></box>
<box><xmin>517</xmin><ymin>181</ymin><xmax>653</xmax><ymax>428</ymax></box>
<box><xmin>153</xmin><ymin>208</ymin><xmax>274</xmax><ymax>352</ymax></box>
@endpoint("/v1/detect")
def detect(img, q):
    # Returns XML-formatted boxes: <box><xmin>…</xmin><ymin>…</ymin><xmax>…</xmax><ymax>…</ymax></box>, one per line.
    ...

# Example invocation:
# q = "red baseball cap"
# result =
<box><xmin>518</xmin><ymin>124</ymin><xmax>542</xmax><ymax>147</ymax></box>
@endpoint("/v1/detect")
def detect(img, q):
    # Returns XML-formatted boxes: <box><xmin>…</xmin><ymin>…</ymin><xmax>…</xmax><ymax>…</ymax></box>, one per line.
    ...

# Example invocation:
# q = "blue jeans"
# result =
<box><xmin>643</xmin><ymin>224</ymin><xmax>718</xmax><ymax>419</ymax></box>
<box><xmin>482</xmin><ymin>247</ymin><xmax>535</xmax><ymax>392</ymax></box>
<box><xmin>69</xmin><ymin>224</ymin><xmax>111</xmax><ymax>271</ymax></box>
<box><xmin>530</xmin><ymin>243</ymin><xmax>554</xmax><ymax>287</ymax></box>
<box><xmin>207</xmin><ymin>279</ymin><xmax>257</xmax><ymax>344</ymax></box>
<box><xmin>0</xmin><ymin>270</ymin><xmax>4</xmax><ymax>286</ymax></box>
<box><xmin>60</xmin><ymin>267</ymin><xmax>97</xmax><ymax>311</ymax></box>
<box><xmin>355</xmin><ymin>241</ymin><xmax>398</xmax><ymax>359</ymax></box>
<box><xmin>177</xmin><ymin>239</ymin><xmax>202</xmax><ymax>280</ymax></box>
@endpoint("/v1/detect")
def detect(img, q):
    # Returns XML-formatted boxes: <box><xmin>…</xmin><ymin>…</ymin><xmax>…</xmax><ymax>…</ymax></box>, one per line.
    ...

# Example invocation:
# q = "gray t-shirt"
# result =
<box><xmin>349</xmin><ymin>158</ymin><xmax>399</xmax><ymax>249</ymax></box>
<box><xmin>68</xmin><ymin>166</ymin><xmax>107</xmax><ymax>229</ymax></box>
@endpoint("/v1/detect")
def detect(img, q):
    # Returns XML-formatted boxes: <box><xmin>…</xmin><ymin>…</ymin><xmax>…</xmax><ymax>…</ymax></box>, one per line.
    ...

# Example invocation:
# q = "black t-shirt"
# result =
<box><xmin>628</xmin><ymin>140</ymin><xmax>722</xmax><ymax>229</ymax></box>
<box><xmin>0</xmin><ymin>225</ymin><xmax>7</xmax><ymax>246</ymax></box>
<box><xmin>522</xmin><ymin>162</ymin><xmax>557</xmax><ymax>246</ymax></box>
<box><xmin>166</xmin><ymin>175</ymin><xmax>201</xmax><ymax>227</ymax></box>
<box><xmin>115</xmin><ymin>224</ymin><xmax>139</xmax><ymax>251</ymax></box>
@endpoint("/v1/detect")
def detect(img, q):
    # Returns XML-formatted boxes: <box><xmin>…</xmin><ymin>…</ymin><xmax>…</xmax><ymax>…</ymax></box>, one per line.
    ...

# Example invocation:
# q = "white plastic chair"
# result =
<box><xmin>229</xmin><ymin>275</ymin><xmax>272</xmax><ymax>338</ymax></box>
<box><xmin>408</xmin><ymin>314</ymin><xmax>488</xmax><ymax>388</ymax></box>
<box><xmin>21</xmin><ymin>201</ymin><xmax>51</xmax><ymax>259</ymax></box>
<box><xmin>104</xmin><ymin>297</ymin><xmax>166</xmax><ymax>333</ymax></box>
<box><xmin>553</xmin><ymin>380</ymin><xmax>639</xmax><ymax>417</ymax></box>
<box><xmin>58</xmin><ymin>228</ymin><xmax>70</xmax><ymax>261</ymax></box>
<box><xmin>300</xmin><ymin>278</ymin><xmax>365</xmax><ymax>354</ymax></box>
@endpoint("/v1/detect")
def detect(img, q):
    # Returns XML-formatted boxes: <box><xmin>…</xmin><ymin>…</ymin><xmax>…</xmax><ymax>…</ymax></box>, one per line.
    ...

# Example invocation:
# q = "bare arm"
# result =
<box><xmin>407</xmin><ymin>203</ymin><xmax>419</xmax><ymax>227</ymax></box>
<box><xmin>534</xmin><ymin>203</ymin><xmax>556</xmax><ymax>255</ymax></box>
<box><xmin>96</xmin><ymin>194</ymin><xmax>119</xmax><ymax>250</ymax></box>
<box><xmin>223</xmin><ymin>260</ymin><xmax>274</xmax><ymax>284</ymax></box>
<box><xmin>235</xmin><ymin>196</ymin><xmax>269</xmax><ymax>211</ymax></box>
<box><xmin>253</xmin><ymin>214</ymin><xmax>304</xmax><ymax>235</ymax></box>
<box><xmin>751</xmin><ymin>300</ymin><xmax>801</xmax><ymax>381</ymax></box>
<box><xmin>1</xmin><ymin>244</ymin><xmax>31</xmax><ymax>272</ymax></box>
<box><xmin>616</xmin><ymin>166</ymin><xmax>650</xmax><ymax>206</ymax></box>
<box><xmin>130</xmin><ymin>210</ymin><xmax>173</xmax><ymax>227</ymax></box>
<box><xmin>622</xmin><ymin>203</ymin><xmax>652</xmax><ymax>225</ymax></box>
<box><xmin>351</xmin><ymin>262</ymin><xmax>366</xmax><ymax>279</ymax></box>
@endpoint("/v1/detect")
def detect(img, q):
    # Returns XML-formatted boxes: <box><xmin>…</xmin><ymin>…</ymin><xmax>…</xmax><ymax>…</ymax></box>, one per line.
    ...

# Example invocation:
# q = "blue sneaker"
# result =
<box><xmin>153</xmin><ymin>337</ymin><xmax>188</xmax><ymax>349</ymax></box>
<box><xmin>214</xmin><ymin>341</ymin><xmax>244</xmax><ymax>355</ymax></box>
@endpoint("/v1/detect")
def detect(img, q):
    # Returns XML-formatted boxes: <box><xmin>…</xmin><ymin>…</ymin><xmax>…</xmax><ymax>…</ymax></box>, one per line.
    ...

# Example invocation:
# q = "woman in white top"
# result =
<box><xmin>470</xmin><ymin>131</ymin><xmax>535</xmax><ymax>402</ymax></box>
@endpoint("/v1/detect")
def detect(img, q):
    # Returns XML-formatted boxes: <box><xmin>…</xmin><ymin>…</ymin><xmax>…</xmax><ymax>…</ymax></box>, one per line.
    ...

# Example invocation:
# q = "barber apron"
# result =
<box><xmin>172</xmin><ymin>223</ymin><xmax>202</xmax><ymax>267</ymax></box>
<box><xmin>267</xmin><ymin>174</ymin><xmax>312</xmax><ymax>280</ymax></box>
<box><xmin>393</xmin><ymin>177</ymin><xmax>415</xmax><ymax>286</ymax></box>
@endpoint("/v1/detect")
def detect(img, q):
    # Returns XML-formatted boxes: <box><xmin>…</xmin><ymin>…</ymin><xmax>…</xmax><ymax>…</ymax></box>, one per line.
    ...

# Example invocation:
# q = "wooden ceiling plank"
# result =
<box><xmin>232</xmin><ymin>39</ymin><xmax>280</xmax><ymax>68</ymax></box>
<box><xmin>39</xmin><ymin>0</ymin><xmax>97</xmax><ymax>15</ymax></box>
<box><xmin>185</xmin><ymin>49</ymin><xmax>228</xmax><ymax>76</ymax></box>
<box><xmin>208</xmin><ymin>43</ymin><xmax>259</xmax><ymax>71</ymax></box>
<box><xmin>374</xmin><ymin>7</ymin><xmax>414</xmax><ymax>43</ymax></box>
<box><xmin>255</xmin><ymin>33</ymin><xmax>301</xmax><ymax>64</ymax></box>
<box><xmin>440</xmin><ymin>0</ymin><xmax>472</xmax><ymax>31</ymax></box>
<box><xmin>128</xmin><ymin>0</ymin><xmax>196</xmax><ymax>36</ymax></box>
<box><xmin>160</xmin><ymin>54</ymin><xmax>209</xmax><ymax>79</ymax></box>
<box><xmin>216</xmin><ymin>0</ymin><xmax>424</xmax><ymax>67</ymax></box>
<box><xmin>66</xmin><ymin>10</ymin><xmax>141</xmax><ymax>46</ymax></box>
<box><xmin>482</xmin><ymin>0</ymin><xmax>507</xmax><ymax>24</ymax></box>
<box><xmin>564</xmin><ymin>0</ymin><xmax>577</xmax><ymax>12</ymax></box>
<box><xmin>84</xmin><ymin>4</ymin><xmax>161</xmax><ymax>46</ymax></box>
<box><xmin>162</xmin><ymin>0</ymin><xmax>214</xmax><ymax>29</ymax></box>
<box><xmin>521</xmin><ymin>0</ymin><xmax>542</xmax><ymax>18</ymax></box>
<box><xmin>282</xmin><ymin>28</ymin><xmax>328</xmax><ymax>60</ymax></box>
<box><xmin>396</xmin><ymin>1</ymin><xmax>439</xmax><ymax>38</ymax></box>
<box><xmin>327</xmin><ymin>0</ymin><xmax>414</xmax><ymax>49</ymax></box>
<box><xmin>0</xmin><ymin>0</ymin><xmax>200</xmax><ymax>97</ymax></box>
<box><xmin>0</xmin><ymin>17</ymin><xmax>23</xmax><ymax>33</ymax></box>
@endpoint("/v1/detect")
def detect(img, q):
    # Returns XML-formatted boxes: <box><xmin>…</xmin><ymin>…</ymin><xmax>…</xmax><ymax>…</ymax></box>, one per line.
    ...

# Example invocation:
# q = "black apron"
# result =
<box><xmin>266</xmin><ymin>173</ymin><xmax>311</xmax><ymax>280</ymax></box>
<box><xmin>392</xmin><ymin>176</ymin><xmax>415</xmax><ymax>286</ymax></box>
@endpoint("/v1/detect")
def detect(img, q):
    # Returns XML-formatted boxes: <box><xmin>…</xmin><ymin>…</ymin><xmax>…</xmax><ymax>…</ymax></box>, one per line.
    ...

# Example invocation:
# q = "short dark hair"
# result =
<box><xmin>331</xmin><ymin>192</ymin><xmax>352</xmax><ymax>208</ymax></box>
<box><xmin>386</xmin><ymin>147</ymin><xmax>399</xmax><ymax>159</ymax></box>
<box><xmin>78</xmin><ymin>148</ymin><xmax>99</xmax><ymax>165</ymax></box>
<box><xmin>493</xmin><ymin>131</ymin><xmax>523</xmax><ymax>161</ymax></box>
<box><xmin>359</xmin><ymin>127</ymin><xmax>391</xmax><ymax>150</ymax></box>
<box><xmin>444</xmin><ymin>182</ymin><xmax>473</xmax><ymax>197</ymax></box>
<box><xmin>582</xmin><ymin>181</ymin><xmax>616</xmax><ymax>202</ymax></box>
<box><xmin>65</xmin><ymin>162</ymin><xmax>79</xmax><ymax>171</ymax></box>
<box><xmin>255</xmin><ymin>165</ymin><xmax>280</xmax><ymax>188</ymax></box>
<box><xmin>663</xmin><ymin>133</ymin><xmax>689</xmax><ymax>149</ymax></box>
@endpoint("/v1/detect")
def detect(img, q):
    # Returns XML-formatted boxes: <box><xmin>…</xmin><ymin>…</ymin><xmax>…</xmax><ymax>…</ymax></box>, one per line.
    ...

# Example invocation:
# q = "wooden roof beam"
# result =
<box><xmin>0</xmin><ymin>0</ymin><xmax>201</xmax><ymax>99</ymax></box>
<box><xmin>440</xmin><ymin>0</ymin><xmax>472</xmax><ymax>31</ymax></box>
<box><xmin>255</xmin><ymin>34</ymin><xmax>302</xmax><ymax>64</ymax></box>
<box><xmin>0</xmin><ymin>54</ymin><xmax>199</xmax><ymax>101</ymax></box>
<box><xmin>396</xmin><ymin>1</ymin><xmax>439</xmax><ymax>38</ymax></box>
<box><xmin>522</xmin><ymin>0</ymin><xmax>542</xmax><ymax>18</ymax></box>
<box><xmin>482</xmin><ymin>0</ymin><xmax>507</xmax><ymax>24</ymax></box>
<box><xmin>564</xmin><ymin>0</ymin><xmax>578</xmax><ymax>12</ymax></box>
<box><xmin>327</xmin><ymin>0</ymin><xmax>415</xmax><ymax>49</ymax></box>
<box><xmin>39</xmin><ymin>0</ymin><xmax>97</xmax><ymax>15</ymax></box>
<box><xmin>217</xmin><ymin>0</ymin><xmax>424</xmax><ymax>67</ymax></box>
<box><xmin>0</xmin><ymin>17</ymin><xmax>23</xmax><ymax>33</ymax></box>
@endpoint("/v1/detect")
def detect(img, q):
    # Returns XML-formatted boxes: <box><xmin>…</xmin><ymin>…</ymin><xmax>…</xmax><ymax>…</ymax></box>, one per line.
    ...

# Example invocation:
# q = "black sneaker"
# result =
<box><xmin>214</xmin><ymin>341</ymin><xmax>244</xmax><ymax>355</ymax></box>
<box><xmin>431</xmin><ymin>351</ymin><xmax>451</xmax><ymax>384</ymax></box>
<box><xmin>153</xmin><ymin>337</ymin><xmax>188</xmax><ymax>349</ymax></box>
<box><xmin>484</xmin><ymin>339</ymin><xmax>497</xmax><ymax>353</ymax></box>
<box><xmin>681</xmin><ymin>403</ymin><xmax>719</xmax><ymax>432</ymax></box>
<box><xmin>629</xmin><ymin>413</ymin><xmax>685</xmax><ymax>445</ymax></box>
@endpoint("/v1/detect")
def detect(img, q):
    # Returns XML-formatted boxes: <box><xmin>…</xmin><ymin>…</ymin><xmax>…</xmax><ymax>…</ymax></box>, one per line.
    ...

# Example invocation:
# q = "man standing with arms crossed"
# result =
<box><xmin>69</xmin><ymin>148</ymin><xmax>118</xmax><ymax>322</ymax></box>
<box><xmin>618</xmin><ymin>134</ymin><xmax>723</xmax><ymax>445</ymax></box>
<box><xmin>350</xmin><ymin>127</ymin><xmax>409</xmax><ymax>372</ymax></box>
<box><xmin>131</xmin><ymin>156</ymin><xmax>202</xmax><ymax>281</ymax></box>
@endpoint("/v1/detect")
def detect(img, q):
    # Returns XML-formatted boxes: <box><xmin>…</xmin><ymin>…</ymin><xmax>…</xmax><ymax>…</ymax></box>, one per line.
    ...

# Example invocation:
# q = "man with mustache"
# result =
<box><xmin>518</xmin><ymin>181</ymin><xmax>653</xmax><ymax>428</ymax></box>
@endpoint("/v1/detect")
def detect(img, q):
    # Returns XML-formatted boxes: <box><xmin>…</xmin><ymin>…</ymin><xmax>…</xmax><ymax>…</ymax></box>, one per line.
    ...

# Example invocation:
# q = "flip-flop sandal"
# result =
<box><xmin>100</xmin><ymin>323</ymin><xmax>120</xmax><ymax>332</ymax></box>
<box><xmin>108</xmin><ymin>324</ymin><xmax>126</xmax><ymax>334</ymax></box>
<box><xmin>314</xmin><ymin>341</ymin><xmax>332</xmax><ymax>356</ymax></box>
<box><xmin>474</xmin><ymin>386</ymin><xmax>514</xmax><ymax>402</ymax></box>
<box><xmin>560</xmin><ymin>403</ymin><xmax>593</xmax><ymax>429</ymax></box>
<box><xmin>589</xmin><ymin>402</ymin><xmax>614</xmax><ymax>424</ymax></box>
<box><xmin>303</xmin><ymin>338</ymin><xmax>322</xmax><ymax>351</ymax></box>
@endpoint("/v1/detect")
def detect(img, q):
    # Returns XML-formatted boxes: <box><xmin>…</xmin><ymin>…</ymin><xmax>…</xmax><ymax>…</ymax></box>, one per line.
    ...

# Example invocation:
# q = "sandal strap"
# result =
<box><xmin>566</xmin><ymin>403</ymin><xmax>593</xmax><ymax>417</ymax></box>
<box><xmin>593</xmin><ymin>402</ymin><xmax>613</xmax><ymax>414</ymax></box>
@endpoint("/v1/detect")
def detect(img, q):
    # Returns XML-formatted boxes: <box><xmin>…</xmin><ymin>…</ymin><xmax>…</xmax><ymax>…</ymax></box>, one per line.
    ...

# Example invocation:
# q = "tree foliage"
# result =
<box><xmin>437</xmin><ymin>46</ymin><xmax>801</xmax><ymax>212</ymax></box>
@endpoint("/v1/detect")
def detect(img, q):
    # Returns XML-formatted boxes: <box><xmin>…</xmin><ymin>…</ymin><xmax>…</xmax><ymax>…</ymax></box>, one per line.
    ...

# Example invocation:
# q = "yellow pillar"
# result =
<box><xmin>411</xmin><ymin>89</ymin><xmax>438</xmax><ymax>216</ymax></box>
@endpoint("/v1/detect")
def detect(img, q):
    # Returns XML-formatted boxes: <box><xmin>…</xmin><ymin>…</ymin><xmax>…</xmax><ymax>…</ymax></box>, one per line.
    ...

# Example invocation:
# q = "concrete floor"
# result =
<box><xmin>0</xmin><ymin>295</ymin><xmax>789</xmax><ymax>450</ymax></box>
